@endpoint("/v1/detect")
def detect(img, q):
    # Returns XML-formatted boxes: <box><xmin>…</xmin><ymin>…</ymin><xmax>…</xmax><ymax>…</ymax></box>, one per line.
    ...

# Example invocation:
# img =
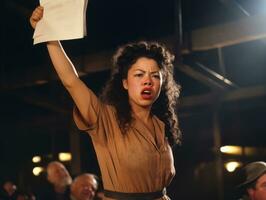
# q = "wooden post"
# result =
<box><xmin>213</xmin><ymin>106</ymin><xmax>224</xmax><ymax>200</ymax></box>
<box><xmin>69</xmin><ymin>121</ymin><xmax>81</xmax><ymax>175</ymax></box>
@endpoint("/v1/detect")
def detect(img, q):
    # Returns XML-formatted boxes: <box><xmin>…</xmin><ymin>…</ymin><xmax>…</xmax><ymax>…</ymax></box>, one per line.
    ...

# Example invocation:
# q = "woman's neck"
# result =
<box><xmin>131</xmin><ymin>106</ymin><xmax>152</xmax><ymax>123</ymax></box>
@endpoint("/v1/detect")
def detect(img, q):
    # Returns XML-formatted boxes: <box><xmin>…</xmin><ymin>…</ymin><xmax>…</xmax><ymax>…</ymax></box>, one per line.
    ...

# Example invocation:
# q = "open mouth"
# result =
<box><xmin>141</xmin><ymin>89</ymin><xmax>153</xmax><ymax>100</ymax></box>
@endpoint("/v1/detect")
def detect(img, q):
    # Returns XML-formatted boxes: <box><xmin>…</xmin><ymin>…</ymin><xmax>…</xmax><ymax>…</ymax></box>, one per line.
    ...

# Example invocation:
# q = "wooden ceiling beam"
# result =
<box><xmin>3</xmin><ymin>14</ymin><xmax>266</xmax><ymax>90</ymax></box>
<box><xmin>190</xmin><ymin>14</ymin><xmax>266</xmax><ymax>51</ymax></box>
<box><xmin>180</xmin><ymin>85</ymin><xmax>266</xmax><ymax>108</ymax></box>
<box><xmin>176</xmin><ymin>64</ymin><xmax>226</xmax><ymax>90</ymax></box>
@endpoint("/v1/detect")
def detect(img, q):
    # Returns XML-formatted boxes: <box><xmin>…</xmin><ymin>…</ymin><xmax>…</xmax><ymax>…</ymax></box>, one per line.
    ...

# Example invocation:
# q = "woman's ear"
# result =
<box><xmin>122</xmin><ymin>79</ymin><xmax>128</xmax><ymax>90</ymax></box>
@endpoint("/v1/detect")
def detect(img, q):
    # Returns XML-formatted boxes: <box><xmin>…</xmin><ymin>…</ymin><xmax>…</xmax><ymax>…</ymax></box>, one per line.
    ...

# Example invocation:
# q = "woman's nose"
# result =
<box><xmin>143</xmin><ymin>75</ymin><xmax>152</xmax><ymax>86</ymax></box>
<box><xmin>144</xmin><ymin>81</ymin><xmax>152</xmax><ymax>86</ymax></box>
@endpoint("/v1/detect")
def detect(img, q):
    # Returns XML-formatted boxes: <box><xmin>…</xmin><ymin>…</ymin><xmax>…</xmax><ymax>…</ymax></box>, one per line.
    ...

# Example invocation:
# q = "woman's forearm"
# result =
<box><xmin>47</xmin><ymin>41</ymin><xmax>79</xmax><ymax>88</ymax></box>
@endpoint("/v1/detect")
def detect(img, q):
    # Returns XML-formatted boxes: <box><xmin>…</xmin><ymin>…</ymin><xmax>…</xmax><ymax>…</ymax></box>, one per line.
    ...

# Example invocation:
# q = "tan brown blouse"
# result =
<box><xmin>73</xmin><ymin>89</ymin><xmax>175</xmax><ymax>200</ymax></box>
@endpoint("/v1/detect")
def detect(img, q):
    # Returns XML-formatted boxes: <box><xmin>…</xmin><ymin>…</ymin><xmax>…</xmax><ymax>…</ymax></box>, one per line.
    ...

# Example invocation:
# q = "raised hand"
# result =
<box><xmin>29</xmin><ymin>6</ymin><xmax>44</xmax><ymax>29</ymax></box>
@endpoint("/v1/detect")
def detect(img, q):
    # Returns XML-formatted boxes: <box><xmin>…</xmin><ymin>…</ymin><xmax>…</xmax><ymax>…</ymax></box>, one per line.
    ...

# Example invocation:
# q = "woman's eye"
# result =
<box><xmin>152</xmin><ymin>74</ymin><xmax>160</xmax><ymax>79</ymax></box>
<box><xmin>134</xmin><ymin>74</ymin><xmax>143</xmax><ymax>77</ymax></box>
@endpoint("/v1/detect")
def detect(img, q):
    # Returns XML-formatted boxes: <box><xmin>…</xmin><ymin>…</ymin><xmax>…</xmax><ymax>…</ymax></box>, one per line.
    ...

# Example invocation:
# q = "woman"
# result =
<box><xmin>30</xmin><ymin>6</ymin><xmax>181</xmax><ymax>200</ymax></box>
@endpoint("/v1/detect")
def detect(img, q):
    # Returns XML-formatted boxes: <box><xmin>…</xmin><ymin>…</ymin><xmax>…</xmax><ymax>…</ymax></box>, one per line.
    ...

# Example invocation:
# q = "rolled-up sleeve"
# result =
<box><xmin>72</xmin><ymin>88</ymin><xmax>101</xmax><ymax>131</ymax></box>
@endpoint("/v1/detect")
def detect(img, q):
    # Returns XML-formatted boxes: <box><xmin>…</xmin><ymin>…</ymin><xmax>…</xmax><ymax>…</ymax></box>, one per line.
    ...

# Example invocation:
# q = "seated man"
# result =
<box><xmin>70</xmin><ymin>174</ymin><xmax>98</xmax><ymax>200</ymax></box>
<box><xmin>38</xmin><ymin>161</ymin><xmax>72</xmax><ymax>200</ymax></box>
<box><xmin>238</xmin><ymin>161</ymin><xmax>266</xmax><ymax>200</ymax></box>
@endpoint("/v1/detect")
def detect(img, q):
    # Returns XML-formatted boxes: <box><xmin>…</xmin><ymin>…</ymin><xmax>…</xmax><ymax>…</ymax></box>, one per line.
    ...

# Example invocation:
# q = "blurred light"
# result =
<box><xmin>35</xmin><ymin>80</ymin><xmax>48</xmax><ymax>85</ymax></box>
<box><xmin>224</xmin><ymin>78</ymin><xmax>233</xmax><ymax>85</ymax></box>
<box><xmin>58</xmin><ymin>152</ymin><xmax>72</xmax><ymax>162</ymax></box>
<box><xmin>243</xmin><ymin>147</ymin><xmax>257</xmax><ymax>156</ymax></box>
<box><xmin>33</xmin><ymin>167</ymin><xmax>44</xmax><ymax>176</ymax></box>
<box><xmin>225</xmin><ymin>161</ymin><xmax>242</xmax><ymax>172</ymax></box>
<box><xmin>32</xmin><ymin>156</ymin><xmax>41</xmax><ymax>163</ymax></box>
<box><xmin>220</xmin><ymin>145</ymin><xmax>242</xmax><ymax>155</ymax></box>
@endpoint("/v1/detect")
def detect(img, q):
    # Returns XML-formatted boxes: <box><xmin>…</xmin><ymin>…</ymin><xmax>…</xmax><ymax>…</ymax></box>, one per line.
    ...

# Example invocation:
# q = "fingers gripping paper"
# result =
<box><xmin>33</xmin><ymin>0</ymin><xmax>88</xmax><ymax>45</ymax></box>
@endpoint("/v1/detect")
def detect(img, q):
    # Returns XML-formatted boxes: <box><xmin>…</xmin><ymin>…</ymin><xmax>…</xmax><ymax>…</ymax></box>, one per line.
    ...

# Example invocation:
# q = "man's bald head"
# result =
<box><xmin>71</xmin><ymin>173</ymin><xmax>98</xmax><ymax>200</ymax></box>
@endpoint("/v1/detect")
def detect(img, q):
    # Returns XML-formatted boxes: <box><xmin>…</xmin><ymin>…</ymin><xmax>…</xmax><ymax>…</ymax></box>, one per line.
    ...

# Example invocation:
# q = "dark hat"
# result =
<box><xmin>238</xmin><ymin>161</ymin><xmax>266</xmax><ymax>188</ymax></box>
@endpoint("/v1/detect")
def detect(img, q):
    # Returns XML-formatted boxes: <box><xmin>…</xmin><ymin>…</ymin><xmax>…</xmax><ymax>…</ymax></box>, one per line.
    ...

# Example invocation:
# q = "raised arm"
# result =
<box><xmin>30</xmin><ymin>6</ymin><xmax>98</xmax><ymax>126</ymax></box>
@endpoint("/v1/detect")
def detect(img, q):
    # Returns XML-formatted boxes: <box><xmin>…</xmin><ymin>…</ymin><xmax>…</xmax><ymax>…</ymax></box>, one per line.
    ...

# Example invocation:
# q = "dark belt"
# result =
<box><xmin>104</xmin><ymin>188</ymin><xmax>166</xmax><ymax>200</ymax></box>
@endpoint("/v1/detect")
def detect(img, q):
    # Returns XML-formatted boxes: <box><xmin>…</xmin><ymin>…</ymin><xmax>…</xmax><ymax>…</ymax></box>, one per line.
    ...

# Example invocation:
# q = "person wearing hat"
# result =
<box><xmin>238</xmin><ymin>161</ymin><xmax>266</xmax><ymax>200</ymax></box>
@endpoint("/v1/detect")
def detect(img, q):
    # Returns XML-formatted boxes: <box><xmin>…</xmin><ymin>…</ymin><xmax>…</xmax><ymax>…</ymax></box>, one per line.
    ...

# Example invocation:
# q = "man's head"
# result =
<box><xmin>239</xmin><ymin>161</ymin><xmax>266</xmax><ymax>200</ymax></box>
<box><xmin>3</xmin><ymin>181</ymin><xmax>17</xmax><ymax>196</ymax></box>
<box><xmin>47</xmin><ymin>161</ymin><xmax>72</xmax><ymax>188</ymax></box>
<box><xmin>71</xmin><ymin>173</ymin><xmax>98</xmax><ymax>200</ymax></box>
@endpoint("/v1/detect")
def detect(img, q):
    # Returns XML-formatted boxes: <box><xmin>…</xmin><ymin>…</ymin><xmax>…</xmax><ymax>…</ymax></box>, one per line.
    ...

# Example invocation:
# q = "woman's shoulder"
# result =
<box><xmin>99</xmin><ymin>103</ymin><xmax>119</xmax><ymax>123</ymax></box>
<box><xmin>153</xmin><ymin>114</ymin><xmax>165</xmax><ymax>126</ymax></box>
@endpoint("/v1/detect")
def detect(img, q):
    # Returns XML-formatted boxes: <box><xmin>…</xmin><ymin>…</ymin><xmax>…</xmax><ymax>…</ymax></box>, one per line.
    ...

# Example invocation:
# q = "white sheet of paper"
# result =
<box><xmin>33</xmin><ymin>0</ymin><xmax>88</xmax><ymax>45</ymax></box>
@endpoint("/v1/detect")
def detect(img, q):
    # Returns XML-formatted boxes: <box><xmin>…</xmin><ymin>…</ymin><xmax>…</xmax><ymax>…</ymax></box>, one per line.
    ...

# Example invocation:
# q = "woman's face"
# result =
<box><xmin>122</xmin><ymin>57</ymin><xmax>162</xmax><ymax>110</ymax></box>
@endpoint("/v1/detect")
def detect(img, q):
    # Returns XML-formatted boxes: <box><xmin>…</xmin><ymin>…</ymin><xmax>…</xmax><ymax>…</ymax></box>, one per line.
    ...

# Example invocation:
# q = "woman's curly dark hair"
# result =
<box><xmin>100</xmin><ymin>41</ymin><xmax>181</xmax><ymax>146</ymax></box>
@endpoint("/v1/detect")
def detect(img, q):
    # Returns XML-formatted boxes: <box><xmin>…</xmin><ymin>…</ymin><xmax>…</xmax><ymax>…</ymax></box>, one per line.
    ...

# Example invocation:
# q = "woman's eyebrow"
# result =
<box><xmin>134</xmin><ymin>69</ymin><xmax>160</xmax><ymax>73</ymax></box>
<box><xmin>134</xmin><ymin>69</ymin><xmax>145</xmax><ymax>72</ymax></box>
